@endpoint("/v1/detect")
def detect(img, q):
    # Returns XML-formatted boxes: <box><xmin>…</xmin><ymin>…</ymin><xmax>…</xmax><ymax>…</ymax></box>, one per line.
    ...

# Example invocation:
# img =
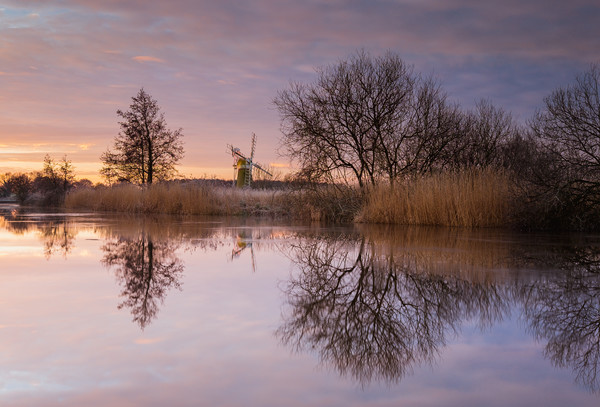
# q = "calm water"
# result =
<box><xmin>1</xmin><ymin>204</ymin><xmax>599</xmax><ymax>406</ymax></box>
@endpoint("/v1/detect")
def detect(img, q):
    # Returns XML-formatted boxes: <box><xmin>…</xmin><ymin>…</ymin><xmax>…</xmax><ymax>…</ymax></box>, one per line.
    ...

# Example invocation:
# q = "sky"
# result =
<box><xmin>1</xmin><ymin>0</ymin><xmax>599</xmax><ymax>181</ymax></box>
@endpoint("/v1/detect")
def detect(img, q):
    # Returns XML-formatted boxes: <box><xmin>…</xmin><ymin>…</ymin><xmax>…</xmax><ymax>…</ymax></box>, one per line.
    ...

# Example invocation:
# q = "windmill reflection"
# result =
<box><xmin>230</xmin><ymin>231</ymin><xmax>256</xmax><ymax>273</ymax></box>
<box><xmin>102</xmin><ymin>232</ymin><xmax>184</xmax><ymax>329</ymax></box>
<box><xmin>279</xmin><ymin>232</ymin><xmax>511</xmax><ymax>384</ymax></box>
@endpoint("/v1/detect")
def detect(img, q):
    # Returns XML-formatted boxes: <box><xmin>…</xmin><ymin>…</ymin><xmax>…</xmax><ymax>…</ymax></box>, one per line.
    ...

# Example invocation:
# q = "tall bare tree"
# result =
<box><xmin>101</xmin><ymin>88</ymin><xmax>184</xmax><ymax>184</ymax></box>
<box><xmin>274</xmin><ymin>50</ymin><xmax>461</xmax><ymax>187</ymax></box>
<box><xmin>32</xmin><ymin>155</ymin><xmax>76</xmax><ymax>205</ymax></box>
<box><xmin>38</xmin><ymin>155</ymin><xmax>75</xmax><ymax>193</ymax></box>
<box><xmin>528</xmin><ymin>64</ymin><xmax>600</xmax><ymax>228</ymax></box>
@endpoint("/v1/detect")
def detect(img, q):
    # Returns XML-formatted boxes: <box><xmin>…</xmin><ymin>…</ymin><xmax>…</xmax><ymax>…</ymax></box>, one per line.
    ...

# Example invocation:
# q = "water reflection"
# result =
<box><xmin>1</xmin><ymin>205</ymin><xmax>600</xmax><ymax>394</ymax></box>
<box><xmin>517</xmin><ymin>242</ymin><xmax>600</xmax><ymax>392</ymax></box>
<box><xmin>278</xmin><ymin>227</ymin><xmax>512</xmax><ymax>384</ymax></box>
<box><xmin>40</xmin><ymin>220</ymin><xmax>76</xmax><ymax>258</ymax></box>
<box><xmin>0</xmin><ymin>205</ymin><xmax>289</xmax><ymax>329</ymax></box>
<box><xmin>102</xmin><ymin>232</ymin><xmax>184</xmax><ymax>329</ymax></box>
<box><xmin>0</xmin><ymin>206</ymin><xmax>77</xmax><ymax>258</ymax></box>
<box><xmin>279</xmin><ymin>226</ymin><xmax>600</xmax><ymax>392</ymax></box>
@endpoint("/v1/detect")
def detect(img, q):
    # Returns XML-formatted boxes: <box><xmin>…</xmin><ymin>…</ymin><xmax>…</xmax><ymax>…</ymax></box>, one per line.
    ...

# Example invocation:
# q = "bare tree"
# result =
<box><xmin>448</xmin><ymin>99</ymin><xmax>519</xmax><ymax>170</ymax></box>
<box><xmin>101</xmin><ymin>88</ymin><xmax>184</xmax><ymax>185</ymax></box>
<box><xmin>28</xmin><ymin>155</ymin><xmax>76</xmax><ymax>206</ymax></box>
<box><xmin>275</xmin><ymin>51</ymin><xmax>411</xmax><ymax>186</ymax></box>
<box><xmin>522</xmin><ymin>64</ymin><xmax>600</xmax><ymax>229</ymax></box>
<box><xmin>398</xmin><ymin>76</ymin><xmax>462</xmax><ymax>176</ymax></box>
<box><xmin>530</xmin><ymin>65</ymin><xmax>600</xmax><ymax>205</ymax></box>
<box><xmin>275</xmin><ymin>50</ymin><xmax>461</xmax><ymax>187</ymax></box>
<box><xmin>38</xmin><ymin>155</ymin><xmax>75</xmax><ymax>191</ymax></box>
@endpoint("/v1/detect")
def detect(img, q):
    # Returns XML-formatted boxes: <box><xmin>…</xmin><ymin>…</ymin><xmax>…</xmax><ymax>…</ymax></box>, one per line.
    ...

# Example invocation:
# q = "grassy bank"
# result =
<box><xmin>65</xmin><ymin>169</ymin><xmax>517</xmax><ymax>228</ymax></box>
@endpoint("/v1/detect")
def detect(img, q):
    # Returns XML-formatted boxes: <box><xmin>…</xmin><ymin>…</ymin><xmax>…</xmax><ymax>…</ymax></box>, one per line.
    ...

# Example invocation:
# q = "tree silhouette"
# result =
<box><xmin>274</xmin><ymin>50</ymin><xmax>461</xmax><ymax>187</ymax></box>
<box><xmin>101</xmin><ymin>88</ymin><xmax>184</xmax><ymax>184</ymax></box>
<box><xmin>528</xmin><ymin>64</ymin><xmax>600</xmax><ymax>229</ymax></box>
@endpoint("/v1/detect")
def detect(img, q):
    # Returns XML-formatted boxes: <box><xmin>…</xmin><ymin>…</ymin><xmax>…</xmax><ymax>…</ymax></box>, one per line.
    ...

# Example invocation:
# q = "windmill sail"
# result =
<box><xmin>227</xmin><ymin>133</ymin><xmax>272</xmax><ymax>187</ymax></box>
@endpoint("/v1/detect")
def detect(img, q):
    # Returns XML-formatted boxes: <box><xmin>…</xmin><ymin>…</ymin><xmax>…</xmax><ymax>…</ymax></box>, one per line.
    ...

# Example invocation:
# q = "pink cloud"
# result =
<box><xmin>132</xmin><ymin>55</ymin><xmax>165</xmax><ymax>63</ymax></box>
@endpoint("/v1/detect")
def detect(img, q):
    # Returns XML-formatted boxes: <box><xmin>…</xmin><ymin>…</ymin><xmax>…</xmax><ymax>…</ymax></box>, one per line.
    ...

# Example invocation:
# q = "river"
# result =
<box><xmin>1</xmin><ymin>204</ymin><xmax>599</xmax><ymax>406</ymax></box>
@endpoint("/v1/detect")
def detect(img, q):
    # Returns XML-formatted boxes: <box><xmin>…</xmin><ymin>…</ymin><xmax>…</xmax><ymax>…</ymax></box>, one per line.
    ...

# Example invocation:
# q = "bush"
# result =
<box><xmin>6</xmin><ymin>174</ymin><xmax>32</xmax><ymax>204</ymax></box>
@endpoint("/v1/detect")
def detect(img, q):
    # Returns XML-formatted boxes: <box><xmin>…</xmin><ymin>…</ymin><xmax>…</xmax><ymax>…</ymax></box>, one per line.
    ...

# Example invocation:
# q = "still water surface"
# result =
<box><xmin>1</xmin><ymin>204</ymin><xmax>599</xmax><ymax>406</ymax></box>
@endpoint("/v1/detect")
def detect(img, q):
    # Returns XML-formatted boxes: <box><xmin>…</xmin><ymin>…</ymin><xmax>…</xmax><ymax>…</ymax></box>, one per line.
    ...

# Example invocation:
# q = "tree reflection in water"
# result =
<box><xmin>0</xmin><ymin>207</ymin><xmax>76</xmax><ymax>257</ymax></box>
<box><xmin>278</xmin><ymin>228</ymin><xmax>512</xmax><ymax>385</ymax></box>
<box><xmin>280</xmin><ymin>227</ymin><xmax>600</xmax><ymax>392</ymax></box>
<box><xmin>1</xmin><ymin>207</ymin><xmax>599</xmax><ymax>392</ymax></box>
<box><xmin>40</xmin><ymin>220</ymin><xmax>76</xmax><ymax>258</ymax></box>
<box><xmin>102</xmin><ymin>232</ymin><xmax>184</xmax><ymax>329</ymax></box>
<box><xmin>519</xmin><ymin>244</ymin><xmax>600</xmax><ymax>392</ymax></box>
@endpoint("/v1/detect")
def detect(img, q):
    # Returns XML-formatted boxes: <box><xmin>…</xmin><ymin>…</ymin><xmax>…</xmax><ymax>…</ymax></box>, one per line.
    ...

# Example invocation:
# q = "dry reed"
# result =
<box><xmin>65</xmin><ymin>183</ymin><xmax>297</xmax><ymax>217</ymax></box>
<box><xmin>65</xmin><ymin>169</ymin><xmax>514</xmax><ymax>226</ymax></box>
<box><xmin>356</xmin><ymin>168</ymin><xmax>513</xmax><ymax>227</ymax></box>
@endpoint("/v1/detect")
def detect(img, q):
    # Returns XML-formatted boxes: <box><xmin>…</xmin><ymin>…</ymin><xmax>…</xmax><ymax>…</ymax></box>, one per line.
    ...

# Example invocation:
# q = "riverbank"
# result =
<box><xmin>64</xmin><ymin>169</ymin><xmax>520</xmax><ymax>228</ymax></box>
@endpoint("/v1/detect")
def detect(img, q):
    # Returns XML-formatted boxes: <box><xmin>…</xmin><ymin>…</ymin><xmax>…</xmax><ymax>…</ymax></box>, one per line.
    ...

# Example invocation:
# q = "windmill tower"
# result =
<box><xmin>227</xmin><ymin>133</ymin><xmax>272</xmax><ymax>187</ymax></box>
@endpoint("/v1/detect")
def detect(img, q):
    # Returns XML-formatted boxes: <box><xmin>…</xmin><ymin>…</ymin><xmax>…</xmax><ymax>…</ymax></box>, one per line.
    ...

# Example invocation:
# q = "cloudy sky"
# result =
<box><xmin>1</xmin><ymin>0</ymin><xmax>598</xmax><ymax>180</ymax></box>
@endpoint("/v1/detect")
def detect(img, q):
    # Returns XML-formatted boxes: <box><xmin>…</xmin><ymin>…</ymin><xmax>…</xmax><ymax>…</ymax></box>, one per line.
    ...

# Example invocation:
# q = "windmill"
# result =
<box><xmin>227</xmin><ymin>133</ymin><xmax>272</xmax><ymax>187</ymax></box>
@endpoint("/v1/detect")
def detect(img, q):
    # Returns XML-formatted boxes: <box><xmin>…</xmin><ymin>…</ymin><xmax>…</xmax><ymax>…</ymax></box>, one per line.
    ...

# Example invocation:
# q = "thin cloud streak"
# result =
<box><xmin>132</xmin><ymin>56</ymin><xmax>166</xmax><ymax>63</ymax></box>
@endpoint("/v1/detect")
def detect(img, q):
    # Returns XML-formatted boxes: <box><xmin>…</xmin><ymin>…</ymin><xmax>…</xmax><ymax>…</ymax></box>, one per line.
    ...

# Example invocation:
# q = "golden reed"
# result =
<box><xmin>66</xmin><ymin>168</ymin><xmax>513</xmax><ymax>227</ymax></box>
<box><xmin>65</xmin><ymin>183</ymin><xmax>295</xmax><ymax>217</ymax></box>
<box><xmin>356</xmin><ymin>168</ymin><xmax>513</xmax><ymax>227</ymax></box>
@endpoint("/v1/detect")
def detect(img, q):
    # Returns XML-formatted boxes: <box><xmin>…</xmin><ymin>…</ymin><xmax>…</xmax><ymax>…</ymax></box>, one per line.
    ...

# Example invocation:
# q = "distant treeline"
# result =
<box><xmin>0</xmin><ymin>155</ymin><xmax>85</xmax><ymax>206</ymax></box>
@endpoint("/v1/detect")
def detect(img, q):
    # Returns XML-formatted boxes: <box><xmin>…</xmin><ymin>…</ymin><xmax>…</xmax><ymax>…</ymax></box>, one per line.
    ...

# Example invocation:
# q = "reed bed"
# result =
<box><xmin>65</xmin><ymin>168</ymin><xmax>514</xmax><ymax>227</ymax></box>
<box><xmin>356</xmin><ymin>168</ymin><xmax>513</xmax><ymax>228</ymax></box>
<box><xmin>65</xmin><ymin>183</ymin><xmax>297</xmax><ymax>217</ymax></box>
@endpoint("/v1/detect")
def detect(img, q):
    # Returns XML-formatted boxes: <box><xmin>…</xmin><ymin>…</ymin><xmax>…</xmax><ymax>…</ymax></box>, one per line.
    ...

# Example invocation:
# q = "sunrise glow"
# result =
<box><xmin>1</xmin><ymin>1</ymin><xmax>597</xmax><ymax>182</ymax></box>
